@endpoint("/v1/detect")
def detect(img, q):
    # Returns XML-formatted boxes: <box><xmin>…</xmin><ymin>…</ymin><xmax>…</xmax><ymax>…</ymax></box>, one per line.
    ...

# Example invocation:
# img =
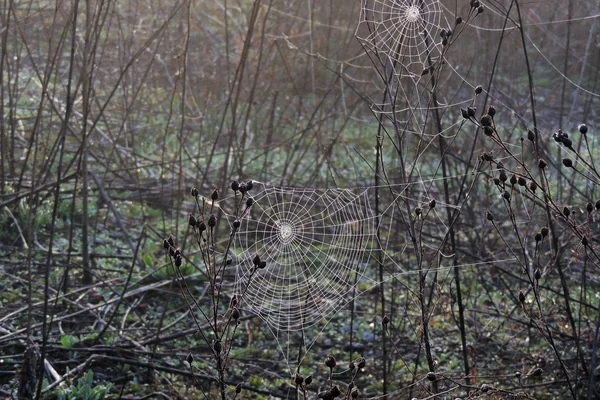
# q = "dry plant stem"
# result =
<box><xmin>375</xmin><ymin>133</ymin><xmax>388</xmax><ymax>397</ymax></box>
<box><xmin>514</xmin><ymin>1</ymin><xmax>577</xmax><ymax>396</ymax></box>
<box><xmin>589</xmin><ymin>289</ymin><xmax>600</xmax><ymax>399</ymax></box>
<box><xmin>90</xmin><ymin>171</ymin><xmax>144</xmax><ymax>270</ymax></box>
<box><xmin>95</xmin><ymin>227</ymin><xmax>146</xmax><ymax>343</ymax></box>
<box><xmin>426</xmin><ymin>50</ymin><xmax>471</xmax><ymax>390</ymax></box>
<box><xmin>557</xmin><ymin>0</ymin><xmax>573</xmax><ymax>194</ymax></box>
<box><xmin>34</xmin><ymin>0</ymin><xmax>80</xmax><ymax>397</ymax></box>
<box><xmin>0</xmin><ymin>0</ymin><xmax>11</xmax><ymax>191</ymax></box>
<box><xmin>80</xmin><ymin>0</ymin><xmax>93</xmax><ymax>285</ymax></box>
<box><xmin>216</xmin><ymin>0</ymin><xmax>262</xmax><ymax>193</ymax></box>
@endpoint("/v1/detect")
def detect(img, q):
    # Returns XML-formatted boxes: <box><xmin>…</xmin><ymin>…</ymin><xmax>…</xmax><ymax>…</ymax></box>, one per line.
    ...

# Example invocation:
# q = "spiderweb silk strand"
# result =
<box><xmin>357</xmin><ymin>0</ymin><xmax>444</xmax><ymax>78</ymax></box>
<box><xmin>228</xmin><ymin>183</ymin><xmax>379</xmax><ymax>332</ymax></box>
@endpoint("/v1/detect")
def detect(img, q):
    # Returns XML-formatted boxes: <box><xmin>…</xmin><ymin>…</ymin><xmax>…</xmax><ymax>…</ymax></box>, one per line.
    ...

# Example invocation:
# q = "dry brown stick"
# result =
<box><xmin>0</xmin><ymin>172</ymin><xmax>78</xmax><ymax>209</ymax></box>
<box><xmin>0</xmin><ymin>275</ymin><xmax>200</xmax><ymax>342</ymax></box>
<box><xmin>41</xmin><ymin>354</ymin><xmax>102</xmax><ymax>393</ymax></box>
<box><xmin>89</xmin><ymin>170</ymin><xmax>144</xmax><ymax>270</ymax></box>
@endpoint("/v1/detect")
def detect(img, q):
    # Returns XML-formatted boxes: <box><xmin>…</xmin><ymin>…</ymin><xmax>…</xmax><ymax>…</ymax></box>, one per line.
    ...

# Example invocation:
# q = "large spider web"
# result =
<box><xmin>357</xmin><ymin>0</ymin><xmax>444</xmax><ymax>78</ymax></box>
<box><xmin>229</xmin><ymin>183</ymin><xmax>380</xmax><ymax>333</ymax></box>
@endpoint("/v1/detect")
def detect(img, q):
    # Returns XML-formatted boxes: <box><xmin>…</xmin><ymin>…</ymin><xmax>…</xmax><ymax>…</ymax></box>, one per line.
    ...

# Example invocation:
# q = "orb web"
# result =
<box><xmin>229</xmin><ymin>183</ymin><xmax>377</xmax><ymax>332</ymax></box>
<box><xmin>357</xmin><ymin>0</ymin><xmax>443</xmax><ymax>78</ymax></box>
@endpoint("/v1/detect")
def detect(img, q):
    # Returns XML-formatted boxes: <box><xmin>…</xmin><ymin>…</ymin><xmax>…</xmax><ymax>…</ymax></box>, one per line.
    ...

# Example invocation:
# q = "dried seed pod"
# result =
<box><xmin>510</xmin><ymin>175</ymin><xmax>518</xmax><ymax>185</ymax></box>
<box><xmin>519</xmin><ymin>290</ymin><xmax>526</xmax><ymax>303</ymax></box>
<box><xmin>481</xmin><ymin>384</ymin><xmax>491</xmax><ymax>393</ymax></box>
<box><xmin>304</xmin><ymin>375</ymin><xmax>312</xmax><ymax>385</ymax></box>
<box><xmin>427</xmin><ymin>371</ymin><xmax>436</xmax><ymax>381</ymax></box>
<box><xmin>232</xmin><ymin>307</ymin><xmax>240</xmax><ymax>321</ymax></box>
<box><xmin>211</xmin><ymin>189</ymin><xmax>219</xmax><ymax>201</ymax></box>
<box><xmin>538</xmin><ymin>158</ymin><xmax>547</xmax><ymax>169</ymax></box>
<box><xmin>553</xmin><ymin>130</ymin><xmax>563</xmax><ymax>143</ymax></box>
<box><xmin>233</xmin><ymin>220</ymin><xmax>241</xmax><ymax>229</ymax></box>
<box><xmin>477</xmin><ymin>5</ymin><xmax>484</xmax><ymax>13</ymax></box>
<box><xmin>562</xmin><ymin>158</ymin><xmax>573</xmax><ymax>168</ymax></box>
<box><xmin>587</xmin><ymin>203</ymin><xmax>594</xmax><ymax>213</ymax></box>
<box><xmin>493</xmin><ymin>178</ymin><xmax>500</xmax><ymax>186</ymax></box>
<box><xmin>596</xmin><ymin>200</ymin><xmax>600</xmax><ymax>210</ymax></box>
<box><xmin>483</xmin><ymin>126</ymin><xmax>494</xmax><ymax>136</ymax></box>
<box><xmin>534</xmin><ymin>269</ymin><xmax>542</xmax><ymax>280</ymax></box>
<box><xmin>467</xmin><ymin>106</ymin><xmax>476</xmax><ymax>118</ymax></box>
<box><xmin>213</xmin><ymin>340</ymin><xmax>222</xmax><ymax>354</ymax></box>
<box><xmin>382</xmin><ymin>315</ymin><xmax>390</xmax><ymax>326</ymax></box>
<box><xmin>579</xmin><ymin>124</ymin><xmax>588</xmax><ymax>135</ymax></box>
<box><xmin>330</xmin><ymin>386</ymin><xmax>341</xmax><ymax>397</ymax></box>
<box><xmin>208</xmin><ymin>214</ymin><xmax>217</xmax><ymax>227</ymax></box>
<box><xmin>429</xmin><ymin>198</ymin><xmax>436</xmax><ymax>209</ymax></box>
<box><xmin>325</xmin><ymin>354</ymin><xmax>336</xmax><ymax>369</ymax></box>
<box><xmin>582</xmin><ymin>236</ymin><xmax>589</xmax><ymax>246</ymax></box>
<box><xmin>541</xmin><ymin>227</ymin><xmax>549</xmax><ymax>237</ymax></box>
<box><xmin>246</xmin><ymin>197</ymin><xmax>254</xmax><ymax>208</ymax></box>
<box><xmin>461</xmin><ymin>108</ymin><xmax>469</xmax><ymax>119</ymax></box>
<box><xmin>188</xmin><ymin>213</ymin><xmax>197</xmax><ymax>227</ymax></box>
<box><xmin>527</xmin><ymin>129</ymin><xmax>536</xmax><ymax>142</ymax></box>
<box><xmin>351</xmin><ymin>388</ymin><xmax>359</xmax><ymax>398</ymax></box>
<box><xmin>518</xmin><ymin>176</ymin><xmax>527</xmax><ymax>186</ymax></box>
<box><xmin>499</xmin><ymin>170</ymin><xmax>507</xmax><ymax>182</ymax></box>
<box><xmin>483</xmin><ymin>152</ymin><xmax>493</xmax><ymax>161</ymax></box>
<box><xmin>357</xmin><ymin>357</ymin><xmax>366</xmax><ymax>369</ymax></box>
<box><xmin>455</xmin><ymin>16</ymin><xmax>463</xmax><ymax>25</ymax></box>
<box><xmin>231</xmin><ymin>180</ymin><xmax>240</xmax><ymax>192</ymax></box>
<box><xmin>503</xmin><ymin>192</ymin><xmax>511</xmax><ymax>200</ymax></box>
<box><xmin>235</xmin><ymin>383</ymin><xmax>242</xmax><ymax>394</ymax></box>
<box><xmin>253</xmin><ymin>254</ymin><xmax>261</xmax><ymax>266</ymax></box>
<box><xmin>487</xmin><ymin>105</ymin><xmax>496</xmax><ymax>117</ymax></box>
<box><xmin>486</xmin><ymin>211</ymin><xmax>494</xmax><ymax>221</ymax></box>
<box><xmin>480</xmin><ymin>114</ymin><xmax>492</xmax><ymax>127</ymax></box>
<box><xmin>294</xmin><ymin>373</ymin><xmax>304</xmax><ymax>385</ymax></box>
<box><xmin>534</xmin><ymin>233</ymin><xmax>542</xmax><ymax>242</ymax></box>
<box><xmin>349</xmin><ymin>361</ymin><xmax>355</xmax><ymax>370</ymax></box>
<box><xmin>528</xmin><ymin>367</ymin><xmax>543</xmax><ymax>377</ymax></box>
<box><xmin>168</xmin><ymin>236</ymin><xmax>175</xmax><ymax>247</ymax></box>
<box><xmin>246</xmin><ymin>181</ymin><xmax>254</xmax><ymax>191</ymax></box>
<box><xmin>563</xmin><ymin>138</ymin><xmax>573</xmax><ymax>148</ymax></box>
<box><xmin>191</xmin><ymin>187</ymin><xmax>199</xmax><ymax>197</ymax></box>
<box><xmin>563</xmin><ymin>207</ymin><xmax>571</xmax><ymax>218</ymax></box>
<box><xmin>529</xmin><ymin>181</ymin><xmax>537</xmax><ymax>192</ymax></box>
<box><xmin>198</xmin><ymin>221</ymin><xmax>207</xmax><ymax>233</ymax></box>
<box><xmin>415</xmin><ymin>207</ymin><xmax>422</xmax><ymax>217</ymax></box>
<box><xmin>475</xmin><ymin>85</ymin><xmax>483</xmax><ymax>95</ymax></box>
<box><xmin>186</xmin><ymin>353</ymin><xmax>194</xmax><ymax>364</ymax></box>
<box><xmin>258</xmin><ymin>261</ymin><xmax>267</xmax><ymax>269</ymax></box>
<box><xmin>175</xmin><ymin>254</ymin><xmax>182</xmax><ymax>267</ymax></box>
<box><xmin>163</xmin><ymin>239</ymin><xmax>170</xmax><ymax>250</ymax></box>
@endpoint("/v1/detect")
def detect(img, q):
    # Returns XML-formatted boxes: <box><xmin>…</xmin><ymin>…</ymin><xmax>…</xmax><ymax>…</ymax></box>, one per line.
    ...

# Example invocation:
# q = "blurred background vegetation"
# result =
<box><xmin>2</xmin><ymin>0</ymin><xmax>600</xmax><ymax>398</ymax></box>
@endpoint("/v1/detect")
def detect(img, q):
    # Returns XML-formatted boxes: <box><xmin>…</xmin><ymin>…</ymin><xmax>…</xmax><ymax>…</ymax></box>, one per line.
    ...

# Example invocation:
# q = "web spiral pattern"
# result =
<box><xmin>357</xmin><ymin>0</ymin><xmax>443</xmax><ymax>77</ymax></box>
<box><xmin>230</xmin><ymin>184</ymin><xmax>377</xmax><ymax>332</ymax></box>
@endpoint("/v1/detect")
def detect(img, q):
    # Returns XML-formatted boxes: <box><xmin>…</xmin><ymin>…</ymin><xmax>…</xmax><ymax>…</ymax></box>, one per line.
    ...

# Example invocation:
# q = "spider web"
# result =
<box><xmin>228</xmin><ymin>183</ymin><xmax>380</xmax><ymax>333</ymax></box>
<box><xmin>357</xmin><ymin>0</ymin><xmax>444</xmax><ymax>78</ymax></box>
